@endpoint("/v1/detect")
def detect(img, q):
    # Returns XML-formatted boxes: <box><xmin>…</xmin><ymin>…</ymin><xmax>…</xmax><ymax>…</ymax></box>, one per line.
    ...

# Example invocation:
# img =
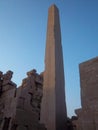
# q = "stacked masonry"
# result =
<box><xmin>74</xmin><ymin>57</ymin><xmax>98</xmax><ymax>130</ymax></box>
<box><xmin>0</xmin><ymin>69</ymin><xmax>46</xmax><ymax>130</ymax></box>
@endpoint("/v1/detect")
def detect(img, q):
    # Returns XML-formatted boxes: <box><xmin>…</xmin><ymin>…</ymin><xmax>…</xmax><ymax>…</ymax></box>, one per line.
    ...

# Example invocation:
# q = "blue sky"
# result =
<box><xmin>0</xmin><ymin>0</ymin><xmax>98</xmax><ymax>117</ymax></box>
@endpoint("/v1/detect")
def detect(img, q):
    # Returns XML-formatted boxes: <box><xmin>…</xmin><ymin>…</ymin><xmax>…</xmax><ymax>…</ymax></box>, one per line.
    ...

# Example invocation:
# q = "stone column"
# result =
<box><xmin>40</xmin><ymin>4</ymin><xmax>67</xmax><ymax>130</ymax></box>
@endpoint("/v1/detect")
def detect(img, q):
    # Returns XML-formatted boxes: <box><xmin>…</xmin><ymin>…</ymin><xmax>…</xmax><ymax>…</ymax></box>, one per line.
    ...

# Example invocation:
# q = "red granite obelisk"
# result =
<box><xmin>40</xmin><ymin>5</ymin><xmax>67</xmax><ymax>130</ymax></box>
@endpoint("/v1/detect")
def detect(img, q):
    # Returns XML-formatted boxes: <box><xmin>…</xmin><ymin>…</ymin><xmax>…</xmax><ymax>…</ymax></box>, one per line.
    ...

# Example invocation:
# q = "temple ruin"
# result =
<box><xmin>73</xmin><ymin>57</ymin><xmax>98</xmax><ymax>130</ymax></box>
<box><xmin>0</xmin><ymin>69</ymin><xmax>46</xmax><ymax>130</ymax></box>
<box><xmin>0</xmin><ymin>4</ymin><xmax>98</xmax><ymax>130</ymax></box>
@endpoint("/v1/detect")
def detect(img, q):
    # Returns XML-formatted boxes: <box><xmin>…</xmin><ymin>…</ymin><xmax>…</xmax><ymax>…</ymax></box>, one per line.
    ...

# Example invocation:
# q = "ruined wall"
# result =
<box><xmin>0</xmin><ymin>69</ymin><xmax>46</xmax><ymax>130</ymax></box>
<box><xmin>0</xmin><ymin>70</ymin><xmax>17</xmax><ymax>130</ymax></box>
<box><xmin>74</xmin><ymin>57</ymin><xmax>98</xmax><ymax>130</ymax></box>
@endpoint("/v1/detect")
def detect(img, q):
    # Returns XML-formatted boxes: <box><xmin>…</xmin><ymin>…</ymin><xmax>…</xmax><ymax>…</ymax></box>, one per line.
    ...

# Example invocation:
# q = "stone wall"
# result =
<box><xmin>74</xmin><ymin>57</ymin><xmax>98</xmax><ymax>130</ymax></box>
<box><xmin>0</xmin><ymin>69</ymin><xmax>46</xmax><ymax>130</ymax></box>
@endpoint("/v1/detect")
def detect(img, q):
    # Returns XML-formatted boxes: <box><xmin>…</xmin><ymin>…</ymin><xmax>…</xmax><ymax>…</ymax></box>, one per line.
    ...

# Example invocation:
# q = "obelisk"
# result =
<box><xmin>40</xmin><ymin>5</ymin><xmax>67</xmax><ymax>130</ymax></box>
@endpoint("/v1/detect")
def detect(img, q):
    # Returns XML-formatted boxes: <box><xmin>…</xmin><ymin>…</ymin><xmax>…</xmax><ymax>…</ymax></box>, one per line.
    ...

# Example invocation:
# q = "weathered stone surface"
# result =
<box><xmin>0</xmin><ymin>71</ymin><xmax>17</xmax><ymax>130</ymax></box>
<box><xmin>0</xmin><ymin>71</ymin><xmax>3</xmax><ymax>96</ymax></box>
<box><xmin>40</xmin><ymin>4</ymin><xmax>67</xmax><ymax>130</ymax></box>
<box><xmin>0</xmin><ymin>69</ymin><xmax>46</xmax><ymax>130</ymax></box>
<box><xmin>2</xmin><ymin>70</ymin><xmax>16</xmax><ymax>87</ymax></box>
<box><xmin>0</xmin><ymin>5</ymin><xmax>98</xmax><ymax>130</ymax></box>
<box><xmin>74</xmin><ymin>57</ymin><xmax>98</xmax><ymax>130</ymax></box>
